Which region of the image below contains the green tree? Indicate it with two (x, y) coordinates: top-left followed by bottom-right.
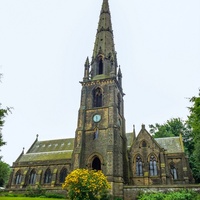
(149, 118), (193, 157)
(187, 90), (200, 182)
(0, 105), (11, 153)
(0, 75), (12, 187)
(0, 74), (12, 153)
(0, 161), (10, 187)
(149, 118), (190, 138)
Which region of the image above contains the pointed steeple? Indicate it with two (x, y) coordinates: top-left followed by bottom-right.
(91, 0), (118, 79)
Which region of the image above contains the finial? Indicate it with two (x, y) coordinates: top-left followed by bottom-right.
(83, 57), (90, 81)
(85, 57), (90, 67)
(142, 124), (145, 130)
(133, 124), (136, 140)
(22, 147), (25, 154)
(118, 66), (122, 76)
(36, 134), (39, 140)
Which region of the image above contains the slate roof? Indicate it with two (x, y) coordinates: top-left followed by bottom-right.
(17, 138), (74, 162)
(16, 133), (184, 164)
(155, 136), (184, 153)
(126, 129), (185, 154)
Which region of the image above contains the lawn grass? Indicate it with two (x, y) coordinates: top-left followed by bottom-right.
(0, 198), (66, 200)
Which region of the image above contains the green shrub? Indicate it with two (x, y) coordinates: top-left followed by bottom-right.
(138, 192), (164, 200)
(137, 190), (198, 200)
(25, 184), (46, 197)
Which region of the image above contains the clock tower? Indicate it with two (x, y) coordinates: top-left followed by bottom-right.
(72, 0), (128, 196)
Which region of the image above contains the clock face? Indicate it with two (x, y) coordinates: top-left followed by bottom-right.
(93, 114), (101, 123)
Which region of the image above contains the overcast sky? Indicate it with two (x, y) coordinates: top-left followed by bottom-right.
(1, 0), (200, 165)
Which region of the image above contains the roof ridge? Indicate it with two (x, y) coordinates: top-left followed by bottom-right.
(37, 138), (74, 143)
(26, 150), (73, 155)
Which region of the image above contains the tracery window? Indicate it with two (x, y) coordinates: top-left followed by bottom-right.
(15, 170), (22, 185)
(93, 87), (103, 107)
(44, 168), (52, 184)
(149, 155), (158, 176)
(59, 167), (67, 183)
(136, 156), (143, 176)
(29, 169), (36, 184)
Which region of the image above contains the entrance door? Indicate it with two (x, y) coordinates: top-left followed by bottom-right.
(92, 157), (101, 170)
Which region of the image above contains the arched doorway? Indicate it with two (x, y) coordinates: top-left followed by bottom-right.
(92, 157), (101, 170)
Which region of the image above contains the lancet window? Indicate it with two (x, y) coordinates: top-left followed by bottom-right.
(59, 167), (67, 183)
(170, 163), (178, 180)
(98, 58), (103, 74)
(149, 155), (158, 176)
(93, 87), (103, 107)
(44, 168), (52, 184)
(136, 156), (143, 176)
(29, 169), (36, 184)
(15, 170), (22, 185)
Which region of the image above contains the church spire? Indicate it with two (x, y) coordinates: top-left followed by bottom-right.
(91, 0), (118, 79)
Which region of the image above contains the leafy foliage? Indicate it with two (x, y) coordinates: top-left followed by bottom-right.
(149, 118), (194, 159)
(138, 190), (198, 200)
(0, 105), (12, 155)
(149, 118), (190, 139)
(149, 90), (200, 183)
(62, 169), (111, 200)
(0, 106), (9, 148)
(0, 161), (10, 187)
(25, 185), (46, 197)
(187, 90), (200, 182)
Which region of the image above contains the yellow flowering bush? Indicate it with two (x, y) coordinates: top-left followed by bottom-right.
(62, 169), (111, 200)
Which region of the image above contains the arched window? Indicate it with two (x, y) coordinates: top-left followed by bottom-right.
(149, 155), (157, 176)
(93, 87), (103, 107)
(98, 58), (103, 74)
(29, 169), (36, 185)
(15, 170), (22, 185)
(59, 168), (67, 183)
(44, 168), (52, 184)
(92, 157), (101, 170)
(142, 140), (147, 147)
(136, 156), (143, 176)
(170, 163), (178, 180)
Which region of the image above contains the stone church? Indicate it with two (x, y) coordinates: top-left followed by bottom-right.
(8, 0), (193, 197)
